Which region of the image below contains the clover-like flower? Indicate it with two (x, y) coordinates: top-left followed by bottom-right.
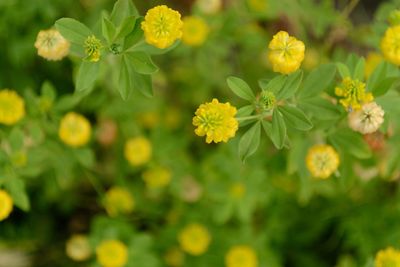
(96, 240), (128, 267)
(335, 77), (373, 111)
(375, 247), (400, 267)
(34, 29), (70, 61)
(0, 190), (13, 221)
(225, 245), (258, 267)
(306, 144), (340, 179)
(381, 25), (400, 65)
(182, 16), (209, 46)
(0, 89), (25, 125)
(58, 112), (91, 147)
(348, 102), (384, 134)
(178, 223), (211, 256)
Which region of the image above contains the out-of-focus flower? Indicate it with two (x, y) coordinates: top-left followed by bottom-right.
(178, 223), (211, 256)
(0, 190), (13, 221)
(375, 247), (400, 267)
(104, 187), (134, 217)
(229, 182), (246, 199)
(247, 0), (268, 12)
(389, 9), (400, 26)
(180, 176), (203, 203)
(164, 247), (185, 267)
(96, 118), (118, 146)
(66, 235), (92, 261)
(34, 29), (70, 61)
(306, 144), (340, 179)
(59, 112), (91, 147)
(84, 35), (102, 62)
(348, 102), (384, 134)
(141, 5), (183, 49)
(138, 111), (160, 129)
(381, 25), (400, 65)
(365, 52), (383, 78)
(335, 78), (373, 111)
(364, 132), (386, 151)
(124, 137), (152, 166)
(0, 249), (31, 267)
(182, 16), (209, 46)
(268, 31), (305, 74)
(142, 166), (172, 189)
(195, 0), (222, 14)
(193, 99), (238, 144)
(96, 240), (128, 267)
(225, 245), (258, 267)
(0, 89), (25, 125)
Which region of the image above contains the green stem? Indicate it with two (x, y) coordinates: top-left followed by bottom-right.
(341, 0), (360, 19)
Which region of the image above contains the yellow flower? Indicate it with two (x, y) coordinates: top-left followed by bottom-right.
(195, 0), (222, 14)
(375, 247), (400, 267)
(142, 166), (172, 189)
(306, 144), (340, 179)
(225, 245), (258, 267)
(0, 190), (13, 221)
(193, 98), (238, 144)
(365, 52), (383, 78)
(335, 77), (373, 111)
(59, 112), (91, 147)
(178, 223), (211, 256)
(141, 5), (183, 49)
(66, 235), (92, 261)
(34, 29), (70, 61)
(230, 182), (246, 199)
(164, 247), (185, 267)
(268, 31), (305, 74)
(96, 240), (128, 267)
(124, 137), (152, 166)
(104, 187), (135, 217)
(182, 16), (209, 46)
(381, 25), (400, 65)
(84, 35), (103, 62)
(247, 0), (268, 12)
(0, 89), (25, 125)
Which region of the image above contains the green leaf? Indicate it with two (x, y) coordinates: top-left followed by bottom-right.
(115, 16), (137, 41)
(270, 110), (287, 149)
(73, 148), (95, 168)
(346, 53), (359, 73)
(125, 51), (158, 74)
(226, 76), (255, 101)
(55, 18), (92, 44)
(76, 61), (99, 92)
(328, 129), (371, 159)
(133, 72), (153, 98)
(353, 57), (365, 80)
(238, 122), (261, 162)
(336, 62), (350, 79)
(9, 127), (24, 151)
(41, 81), (56, 101)
(299, 97), (342, 119)
(110, 0), (139, 26)
(371, 77), (398, 97)
(5, 177), (30, 211)
(299, 64), (336, 99)
(277, 70), (303, 99)
(129, 40), (180, 55)
(123, 18), (143, 50)
(101, 14), (116, 44)
(278, 105), (313, 131)
(367, 62), (386, 92)
(259, 75), (286, 94)
(119, 55), (133, 100)
(237, 105), (254, 117)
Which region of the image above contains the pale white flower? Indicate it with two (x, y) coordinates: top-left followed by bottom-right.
(348, 102), (384, 134)
(195, 0), (222, 14)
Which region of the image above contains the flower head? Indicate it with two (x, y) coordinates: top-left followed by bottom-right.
(182, 16), (209, 46)
(306, 144), (340, 179)
(34, 29), (70, 61)
(268, 31), (305, 74)
(335, 77), (373, 111)
(84, 35), (103, 62)
(195, 0), (222, 14)
(164, 247), (185, 267)
(142, 166), (172, 189)
(225, 245), (258, 267)
(141, 5), (183, 49)
(104, 187), (135, 217)
(193, 98), (238, 144)
(348, 102), (384, 134)
(0, 89), (25, 125)
(375, 247), (400, 267)
(96, 240), (128, 267)
(381, 25), (400, 65)
(260, 90), (276, 110)
(124, 137), (152, 166)
(59, 112), (91, 147)
(0, 190), (13, 221)
(178, 223), (211, 256)
(66, 235), (92, 262)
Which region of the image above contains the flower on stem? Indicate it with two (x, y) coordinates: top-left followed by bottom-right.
(0, 89), (25, 125)
(381, 25), (400, 65)
(306, 144), (340, 179)
(348, 102), (384, 134)
(335, 77), (373, 111)
(34, 29), (70, 61)
(84, 35), (103, 62)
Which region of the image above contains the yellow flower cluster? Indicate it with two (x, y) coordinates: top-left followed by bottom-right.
(268, 31), (305, 74)
(124, 136), (152, 166)
(225, 245), (258, 267)
(0, 190), (13, 221)
(96, 240), (128, 267)
(306, 144), (340, 179)
(193, 98), (238, 144)
(381, 25), (400, 65)
(59, 112), (91, 147)
(34, 29), (70, 61)
(335, 77), (373, 111)
(182, 16), (209, 46)
(84, 35), (103, 62)
(375, 247), (400, 267)
(104, 187), (135, 217)
(178, 223), (211, 255)
(142, 166), (172, 189)
(65, 235), (92, 261)
(141, 5), (183, 49)
(0, 89), (25, 125)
